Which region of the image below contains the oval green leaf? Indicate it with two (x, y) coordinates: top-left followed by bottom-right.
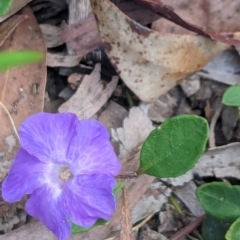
(202, 215), (230, 240)
(0, 0), (12, 16)
(222, 85), (240, 107)
(196, 182), (240, 223)
(0, 51), (44, 72)
(139, 114), (209, 177)
(226, 217), (240, 240)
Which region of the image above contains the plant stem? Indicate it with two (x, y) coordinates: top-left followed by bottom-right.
(169, 195), (182, 214)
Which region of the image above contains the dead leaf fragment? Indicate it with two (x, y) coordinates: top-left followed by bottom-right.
(0, 0), (32, 22)
(91, 0), (228, 102)
(111, 106), (154, 159)
(99, 101), (128, 129)
(47, 52), (81, 67)
(0, 15), (26, 48)
(153, 0), (240, 35)
(120, 187), (135, 240)
(40, 24), (63, 48)
(59, 64), (118, 119)
(62, 13), (101, 56)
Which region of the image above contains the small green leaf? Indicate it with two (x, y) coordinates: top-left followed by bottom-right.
(202, 215), (230, 240)
(226, 217), (240, 240)
(139, 114), (209, 177)
(196, 182), (240, 223)
(0, 0), (12, 16)
(222, 85), (240, 107)
(0, 51), (44, 72)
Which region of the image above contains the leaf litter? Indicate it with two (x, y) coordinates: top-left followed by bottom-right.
(2, 0), (240, 239)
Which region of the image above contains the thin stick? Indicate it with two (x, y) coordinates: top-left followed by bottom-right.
(209, 105), (223, 148)
(170, 215), (205, 240)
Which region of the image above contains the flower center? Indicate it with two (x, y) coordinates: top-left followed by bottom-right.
(60, 167), (73, 181)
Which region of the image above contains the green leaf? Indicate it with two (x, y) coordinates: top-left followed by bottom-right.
(196, 182), (240, 223)
(202, 215), (230, 240)
(222, 85), (240, 107)
(226, 217), (240, 240)
(138, 114), (209, 177)
(71, 180), (124, 234)
(0, 51), (44, 72)
(0, 0), (12, 16)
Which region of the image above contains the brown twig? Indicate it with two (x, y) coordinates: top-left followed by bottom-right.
(170, 215), (205, 240)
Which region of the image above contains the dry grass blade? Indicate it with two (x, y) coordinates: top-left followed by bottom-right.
(120, 187), (135, 240)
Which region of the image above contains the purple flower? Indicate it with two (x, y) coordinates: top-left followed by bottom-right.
(1, 113), (121, 240)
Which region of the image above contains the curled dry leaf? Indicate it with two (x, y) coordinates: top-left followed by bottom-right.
(59, 64), (118, 119)
(91, 0), (228, 102)
(0, 0), (32, 22)
(120, 187), (135, 240)
(0, 6), (46, 230)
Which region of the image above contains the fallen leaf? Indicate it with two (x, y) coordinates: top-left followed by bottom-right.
(90, 0), (228, 102)
(0, 7), (46, 181)
(40, 24), (63, 48)
(120, 187), (135, 240)
(0, 6), (46, 231)
(99, 100), (128, 129)
(198, 49), (240, 85)
(59, 64), (118, 119)
(47, 52), (81, 67)
(111, 106), (154, 159)
(61, 14), (101, 56)
(152, 0), (240, 35)
(0, 14), (26, 47)
(0, 0), (32, 22)
(136, 0), (240, 46)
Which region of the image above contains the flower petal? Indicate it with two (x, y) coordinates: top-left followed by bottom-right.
(2, 148), (51, 203)
(68, 119), (121, 176)
(19, 112), (79, 164)
(64, 174), (116, 227)
(25, 186), (70, 240)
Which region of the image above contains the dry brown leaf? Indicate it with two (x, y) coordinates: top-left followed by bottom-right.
(61, 14), (101, 57)
(99, 101), (128, 129)
(47, 52), (81, 67)
(0, 7), (46, 182)
(0, 15), (26, 47)
(152, 0), (240, 35)
(59, 64), (118, 119)
(0, 0), (32, 22)
(0, 6), (46, 231)
(91, 0), (228, 102)
(120, 187), (135, 240)
(40, 24), (63, 48)
(111, 107), (154, 159)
